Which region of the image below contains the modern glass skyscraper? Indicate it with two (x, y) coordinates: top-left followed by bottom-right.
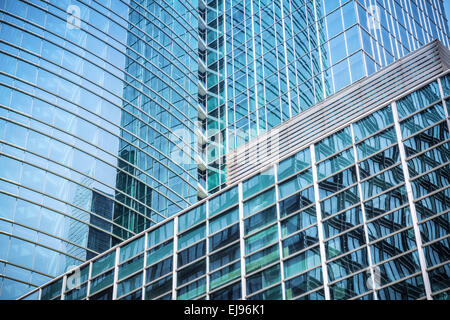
(0, 0), (200, 299)
(19, 39), (450, 300)
(0, 0), (449, 300)
(201, 0), (450, 192)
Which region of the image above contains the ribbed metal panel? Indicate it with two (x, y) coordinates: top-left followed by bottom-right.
(226, 40), (450, 185)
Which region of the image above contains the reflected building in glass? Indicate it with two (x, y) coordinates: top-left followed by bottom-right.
(201, 0), (450, 192)
(0, 0), (449, 301)
(0, 0), (200, 299)
(19, 40), (450, 300)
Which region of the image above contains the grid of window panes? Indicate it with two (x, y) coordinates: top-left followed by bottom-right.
(398, 75), (450, 300)
(0, 0), (200, 299)
(221, 0), (370, 154)
(22, 73), (449, 300)
(356, 0), (450, 73)
(200, 0), (228, 194)
(203, 0), (449, 193)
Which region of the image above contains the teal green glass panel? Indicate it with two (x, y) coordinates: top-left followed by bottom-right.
(144, 275), (172, 300)
(246, 244), (280, 274)
(65, 283), (87, 300)
(376, 274), (425, 299)
(327, 248), (368, 282)
(243, 188), (276, 217)
(148, 220), (174, 248)
(117, 272), (142, 298)
(415, 188), (449, 221)
(279, 188), (315, 217)
(441, 74), (450, 96)
(353, 105), (394, 141)
(247, 284), (282, 300)
(433, 290), (450, 300)
(120, 236), (145, 263)
(118, 253), (144, 280)
(278, 148), (311, 181)
(428, 265), (450, 293)
(278, 169), (313, 199)
(76, 265), (90, 284)
(209, 261), (241, 290)
(178, 203), (206, 232)
(246, 264), (281, 295)
(447, 98), (450, 116)
(295, 289), (326, 300)
(376, 251), (420, 285)
(177, 277), (206, 300)
(242, 166), (275, 199)
(400, 103), (445, 138)
(285, 266), (323, 299)
(147, 240), (173, 266)
(326, 226), (366, 260)
(407, 141), (450, 178)
(360, 165), (404, 200)
(209, 206), (239, 234)
(284, 247), (321, 279)
(396, 81), (440, 119)
(178, 224), (206, 250)
(245, 225), (278, 255)
(209, 243), (240, 272)
(91, 251), (115, 277)
(282, 226), (319, 257)
(281, 206), (317, 237)
(356, 127), (397, 160)
(315, 127), (352, 162)
(244, 205), (277, 235)
(209, 186), (238, 216)
(329, 271), (369, 299)
(317, 149), (354, 180)
(370, 228), (417, 264)
(40, 278), (63, 300)
(90, 269), (114, 295)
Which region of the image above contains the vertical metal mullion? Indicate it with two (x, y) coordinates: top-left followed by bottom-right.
(312, 0), (327, 100)
(286, 0), (300, 108)
(354, 1), (369, 78)
(273, 164), (286, 299)
(205, 199), (210, 299)
(249, 0), (260, 133)
(392, 100), (433, 300)
(310, 144), (330, 300)
(278, 0), (293, 118)
(220, 0), (230, 151)
(238, 182), (247, 299)
(437, 77), (450, 132)
(350, 122), (378, 300)
(172, 216), (179, 300)
(61, 275), (66, 301)
(243, 0), (251, 135)
(253, 1), (268, 130)
(86, 262), (92, 300)
(112, 247), (120, 300)
(142, 231), (148, 300)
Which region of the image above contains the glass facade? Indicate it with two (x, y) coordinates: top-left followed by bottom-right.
(21, 73), (449, 300)
(0, 0), (199, 299)
(201, 0), (450, 192)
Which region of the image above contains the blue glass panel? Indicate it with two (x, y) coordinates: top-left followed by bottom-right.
(178, 203), (206, 232)
(396, 81), (440, 119)
(246, 264), (281, 295)
(243, 188), (276, 217)
(277, 148), (311, 181)
(148, 221), (174, 248)
(209, 186), (238, 216)
(242, 167), (275, 199)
